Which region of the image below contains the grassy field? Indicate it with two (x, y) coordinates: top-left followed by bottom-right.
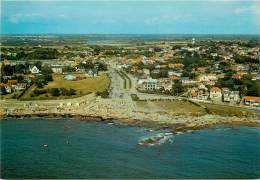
(136, 100), (259, 117)
(20, 74), (110, 100)
(137, 100), (207, 116)
(199, 102), (259, 117)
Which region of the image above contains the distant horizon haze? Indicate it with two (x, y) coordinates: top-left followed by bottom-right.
(1, 0), (260, 34)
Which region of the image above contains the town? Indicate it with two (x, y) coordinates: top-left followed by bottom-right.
(1, 35), (259, 109)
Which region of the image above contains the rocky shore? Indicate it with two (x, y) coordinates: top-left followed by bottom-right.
(1, 108), (260, 133)
(1, 94), (260, 132)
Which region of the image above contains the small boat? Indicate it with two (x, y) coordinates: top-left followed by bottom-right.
(43, 144), (48, 147)
(138, 133), (173, 146)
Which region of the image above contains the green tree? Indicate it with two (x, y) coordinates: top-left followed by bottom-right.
(171, 80), (184, 96)
(34, 61), (42, 70)
(50, 88), (60, 96)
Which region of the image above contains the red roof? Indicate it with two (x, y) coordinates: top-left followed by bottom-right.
(0, 83), (7, 87)
(232, 73), (242, 79)
(210, 87), (221, 92)
(168, 63), (184, 68)
(169, 75), (180, 80)
(8, 80), (18, 84)
(243, 96), (260, 102)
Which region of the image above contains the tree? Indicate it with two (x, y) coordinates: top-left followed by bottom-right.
(0, 86), (7, 95)
(60, 88), (76, 96)
(43, 74), (53, 82)
(34, 61), (42, 70)
(96, 90), (109, 98)
(15, 64), (26, 74)
(41, 66), (53, 74)
(50, 88), (60, 96)
(35, 79), (45, 88)
(171, 80), (184, 96)
(2, 64), (14, 76)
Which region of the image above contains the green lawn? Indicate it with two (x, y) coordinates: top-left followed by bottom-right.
(20, 74), (110, 100)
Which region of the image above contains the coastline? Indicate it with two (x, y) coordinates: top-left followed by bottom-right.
(1, 110), (260, 133)
(1, 93), (260, 133)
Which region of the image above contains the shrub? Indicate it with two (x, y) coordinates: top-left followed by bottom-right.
(33, 89), (47, 96)
(60, 88), (76, 96)
(50, 88), (60, 96)
(131, 94), (139, 101)
(96, 90), (109, 98)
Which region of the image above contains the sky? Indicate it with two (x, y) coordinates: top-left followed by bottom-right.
(1, 0), (260, 34)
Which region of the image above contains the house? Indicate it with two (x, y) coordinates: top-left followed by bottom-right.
(51, 64), (63, 74)
(222, 88), (240, 104)
(169, 75), (180, 81)
(88, 68), (98, 77)
(2, 59), (11, 65)
(0, 83), (11, 93)
(143, 69), (150, 76)
(156, 78), (172, 91)
(15, 83), (28, 91)
(181, 77), (198, 84)
(7, 79), (18, 84)
(29, 66), (40, 74)
(232, 73), (242, 79)
(138, 78), (157, 91)
(168, 71), (182, 77)
(155, 64), (167, 69)
(198, 74), (218, 82)
(242, 96), (260, 107)
(189, 86), (209, 101)
(168, 63), (184, 69)
(209, 87), (222, 101)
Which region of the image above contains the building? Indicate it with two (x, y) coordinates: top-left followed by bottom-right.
(169, 75), (180, 81)
(209, 87), (222, 101)
(138, 79), (157, 91)
(51, 64), (63, 74)
(189, 85), (209, 101)
(168, 63), (184, 69)
(0, 83), (11, 93)
(198, 74), (218, 82)
(29, 66), (40, 74)
(168, 71), (182, 77)
(88, 68), (98, 77)
(242, 96), (260, 107)
(222, 88), (240, 104)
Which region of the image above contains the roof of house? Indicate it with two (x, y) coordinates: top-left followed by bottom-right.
(168, 63), (184, 68)
(8, 80), (18, 84)
(0, 83), (7, 87)
(232, 73), (242, 79)
(243, 96), (260, 102)
(159, 65), (168, 69)
(210, 87), (221, 92)
(169, 75), (180, 80)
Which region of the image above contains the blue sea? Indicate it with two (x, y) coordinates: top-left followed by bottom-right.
(1, 118), (260, 179)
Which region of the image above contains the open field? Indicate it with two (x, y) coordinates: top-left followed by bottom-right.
(136, 100), (260, 117)
(136, 100), (207, 116)
(20, 74), (110, 100)
(199, 102), (260, 117)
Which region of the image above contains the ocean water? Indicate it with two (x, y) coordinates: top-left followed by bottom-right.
(1, 118), (260, 179)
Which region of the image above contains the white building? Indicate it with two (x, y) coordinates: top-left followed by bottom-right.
(198, 74), (218, 82)
(29, 66), (40, 74)
(209, 87), (222, 101)
(222, 88), (240, 104)
(51, 64), (63, 74)
(138, 78), (157, 91)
